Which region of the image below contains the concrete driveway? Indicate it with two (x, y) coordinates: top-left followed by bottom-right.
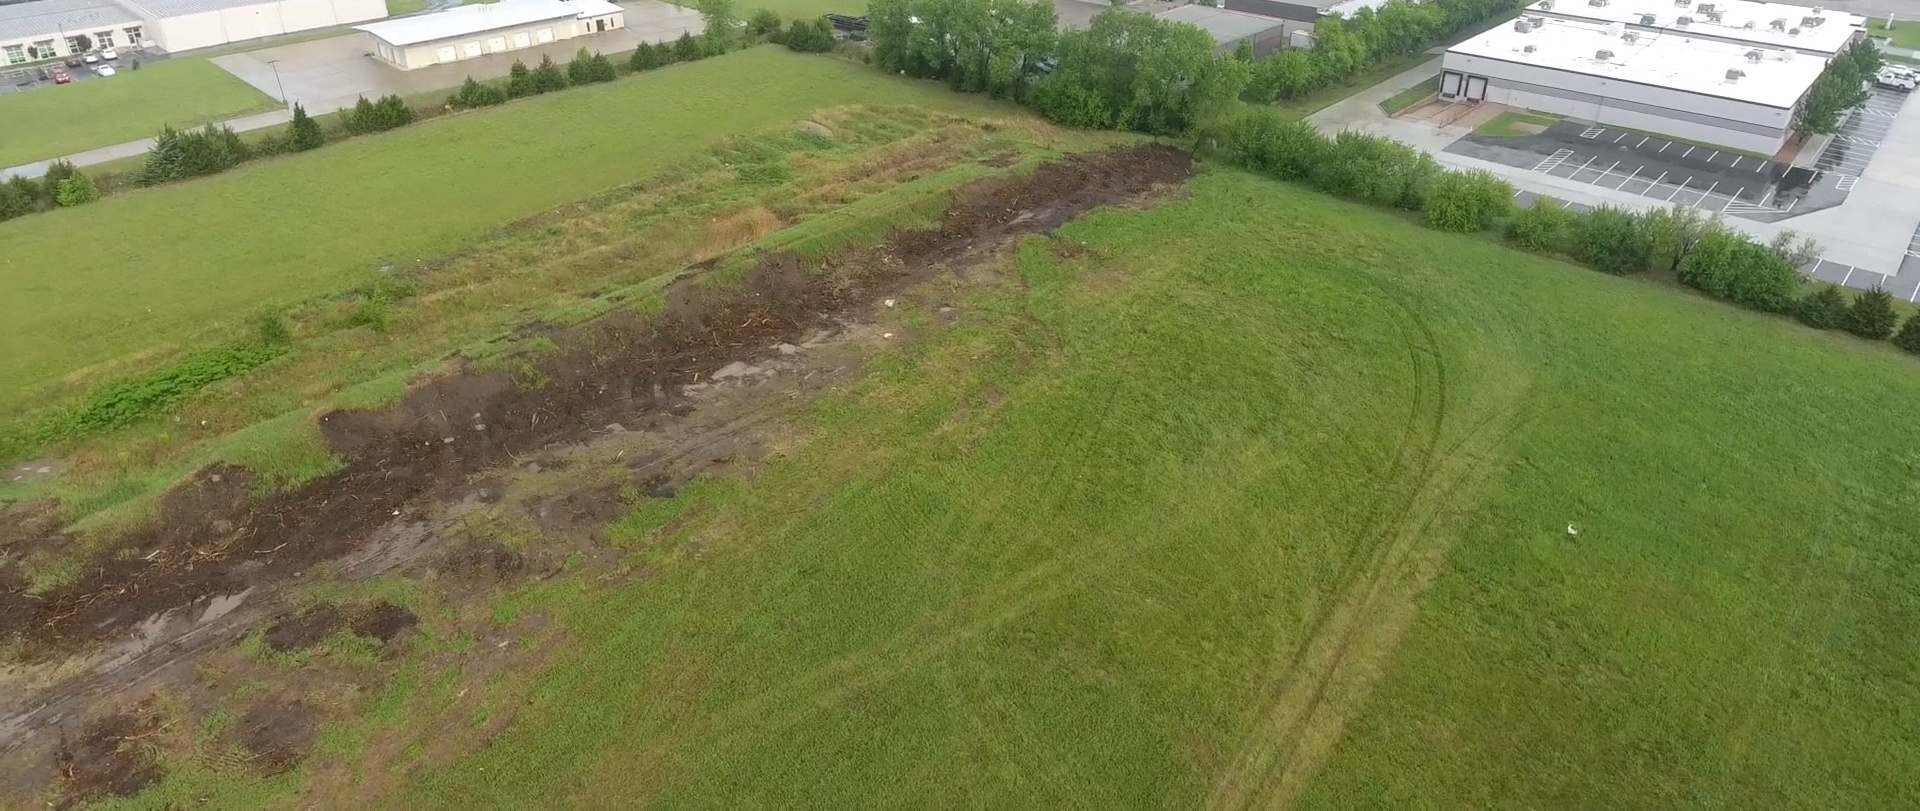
(211, 0), (702, 114)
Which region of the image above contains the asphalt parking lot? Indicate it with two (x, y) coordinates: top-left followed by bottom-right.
(0, 50), (164, 96)
(1449, 88), (1912, 223)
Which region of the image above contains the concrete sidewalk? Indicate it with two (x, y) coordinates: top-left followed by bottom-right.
(1, 109), (292, 181)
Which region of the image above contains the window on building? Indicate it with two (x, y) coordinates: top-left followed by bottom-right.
(125, 26), (143, 46)
(33, 40), (56, 59)
(95, 30), (115, 49)
(65, 36), (86, 54)
(3, 44), (24, 65)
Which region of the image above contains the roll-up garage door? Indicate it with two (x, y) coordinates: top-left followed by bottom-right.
(535, 28), (553, 43)
(463, 41), (481, 58)
(1440, 71), (1462, 98)
(513, 32), (531, 48)
(436, 45), (457, 63)
(1464, 75), (1488, 101)
(488, 36), (506, 52)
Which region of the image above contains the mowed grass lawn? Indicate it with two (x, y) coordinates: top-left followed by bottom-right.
(0, 47), (1015, 417)
(0, 59), (278, 168)
(390, 171), (1920, 806)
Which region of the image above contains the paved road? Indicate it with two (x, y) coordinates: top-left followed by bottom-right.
(1, 108), (291, 181)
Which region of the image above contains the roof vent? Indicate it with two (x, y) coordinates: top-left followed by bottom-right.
(1703, 10), (1723, 22)
(1539, 0), (1553, 8)
(1811, 5), (1823, 13)
(1770, 17), (1787, 30)
(1673, 0), (1690, 6)
(1801, 15), (1824, 27)
(1586, 0), (1607, 7)
(1725, 68), (1745, 81)
(1789, 26), (1801, 35)
(1595, 48), (1615, 60)
(1696, 3), (1714, 12)
(1638, 13), (1656, 24)
(1514, 19), (1531, 32)
(1741, 20), (1755, 29)
(1530, 16), (1546, 29)
(1745, 48), (1763, 61)
(1524, 43), (1539, 52)
(1623, 30), (1639, 43)
(1676, 15), (1693, 25)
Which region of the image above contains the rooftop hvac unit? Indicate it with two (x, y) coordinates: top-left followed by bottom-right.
(1725, 68), (1745, 81)
(1623, 30), (1640, 43)
(1789, 26), (1801, 35)
(1673, 0), (1690, 6)
(1514, 19), (1531, 32)
(1530, 16), (1546, 29)
(1524, 43), (1538, 52)
(1595, 48), (1615, 60)
(1703, 11), (1723, 22)
(1801, 15), (1824, 27)
(1770, 18), (1787, 30)
(1587, 0), (1607, 7)
(1539, 0), (1553, 8)
(1746, 49), (1763, 61)
(1811, 5), (1823, 13)
(1638, 13), (1656, 24)
(1742, 20), (1755, 29)
(1696, 3), (1714, 13)
(1677, 15), (1693, 25)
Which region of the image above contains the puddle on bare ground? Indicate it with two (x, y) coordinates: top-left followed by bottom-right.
(0, 143), (1196, 801)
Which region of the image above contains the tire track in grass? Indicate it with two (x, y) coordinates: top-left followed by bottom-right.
(1209, 286), (1533, 811)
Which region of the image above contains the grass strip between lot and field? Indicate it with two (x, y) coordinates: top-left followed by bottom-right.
(1377, 74), (1438, 116)
(0, 58), (281, 169)
(0, 48), (1023, 428)
(1870, 17), (1920, 51)
(1472, 110), (1559, 137)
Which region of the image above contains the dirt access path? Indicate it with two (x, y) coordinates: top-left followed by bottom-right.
(0, 144), (1195, 803)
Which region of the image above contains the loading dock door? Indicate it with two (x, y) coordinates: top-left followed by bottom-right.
(513, 32), (531, 48)
(462, 41), (481, 58)
(1464, 75), (1488, 101)
(436, 45), (457, 63)
(1440, 71), (1463, 99)
(535, 27), (554, 43)
(488, 36), (506, 52)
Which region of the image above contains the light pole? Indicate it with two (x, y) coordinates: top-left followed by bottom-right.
(266, 58), (287, 108)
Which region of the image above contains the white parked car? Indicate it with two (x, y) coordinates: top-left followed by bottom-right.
(100, 47), (118, 60)
(82, 51), (98, 63)
(1875, 66), (1916, 92)
(95, 64), (116, 77)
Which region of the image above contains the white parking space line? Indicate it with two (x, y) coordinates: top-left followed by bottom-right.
(1706, 150), (1720, 163)
(1578, 155), (1598, 171)
(1636, 136), (1649, 148)
(1682, 145), (1695, 158)
(1659, 141), (1671, 153)
(1842, 266), (1855, 287)
(1616, 165), (1641, 189)
(1728, 156), (1741, 170)
(1614, 132), (1628, 143)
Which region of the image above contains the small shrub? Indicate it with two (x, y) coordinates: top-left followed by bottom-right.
(567, 47), (597, 85)
(40, 344), (287, 441)
(1211, 107), (1328, 182)
(785, 18), (836, 53)
(590, 51), (617, 82)
(674, 31), (704, 62)
(134, 124), (252, 186)
(54, 171), (99, 207)
(448, 76), (507, 109)
(630, 42), (670, 71)
(39, 160), (76, 205)
(1844, 288), (1898, 340)
(376, 94), (415, 128)
(288, 103), (324, 151)
(1677, 227), (1798, 313)
(1795, 285), (1848, 330)
(1640, 204), (1715, 272)
(532, 54), (569, 93)
(1893, 314), (1920, 354)
(345, 94), (415, 133)
(1572, 206), (1650, 275)
(506, 59), (537, 98)
(1422, 169), (1512, 233)
(747, 7), (783, 38)
(1504, 200), (1578, 253)
(345, 276), (418, 333)
(1313, 131), (1437, 210)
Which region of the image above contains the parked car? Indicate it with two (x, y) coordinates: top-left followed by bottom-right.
(94, 64), (116, 77)
(1874, 66), (1916, 92)
(82, 51), (98, 64)
(100, 47), (117, 60)
(65, 56), (84, 68)
(50, 69), (71, 84)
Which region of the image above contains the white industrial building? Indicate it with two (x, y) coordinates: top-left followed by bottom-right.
(1443, 14), (1841, 154)
(1156, 5), (1288, 57)
(355, 0), (624, 70)
(1524, 0), (1866, 57)
(0, 0), (384, 62)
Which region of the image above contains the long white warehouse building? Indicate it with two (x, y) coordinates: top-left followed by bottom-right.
(1442, 13), (1842, 155)
(0, 0), (384, 61)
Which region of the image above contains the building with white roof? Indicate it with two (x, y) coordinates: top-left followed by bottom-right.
(0, 0), (382, 61)
(1156, 5), (1287, 56)
(1442, 15), (1839, 154)
(1525, 0), (1865, 57)
(355, 0), (624, 70)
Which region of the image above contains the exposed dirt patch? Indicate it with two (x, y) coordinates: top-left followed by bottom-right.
(0, 145), (1195, 795)
(445, 540), (525, 582)
(237, 699), (318, 776)
(349, 602), (418, 643)
(261, 603), (347, 653)
(54, 708), (161, 807)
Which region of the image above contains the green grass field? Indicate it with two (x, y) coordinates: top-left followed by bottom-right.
(1870, 18), (1920, 50)
(328, 170), (1917, 806)
(0, 48), (1017, 424)
(0, 59), (279, 168)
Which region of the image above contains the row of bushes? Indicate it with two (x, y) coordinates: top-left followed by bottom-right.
(0, 161), (100, 221)
(1206, 108), (1920, 354)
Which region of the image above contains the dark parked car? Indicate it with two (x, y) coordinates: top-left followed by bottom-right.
(65, 56), (84, 68)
